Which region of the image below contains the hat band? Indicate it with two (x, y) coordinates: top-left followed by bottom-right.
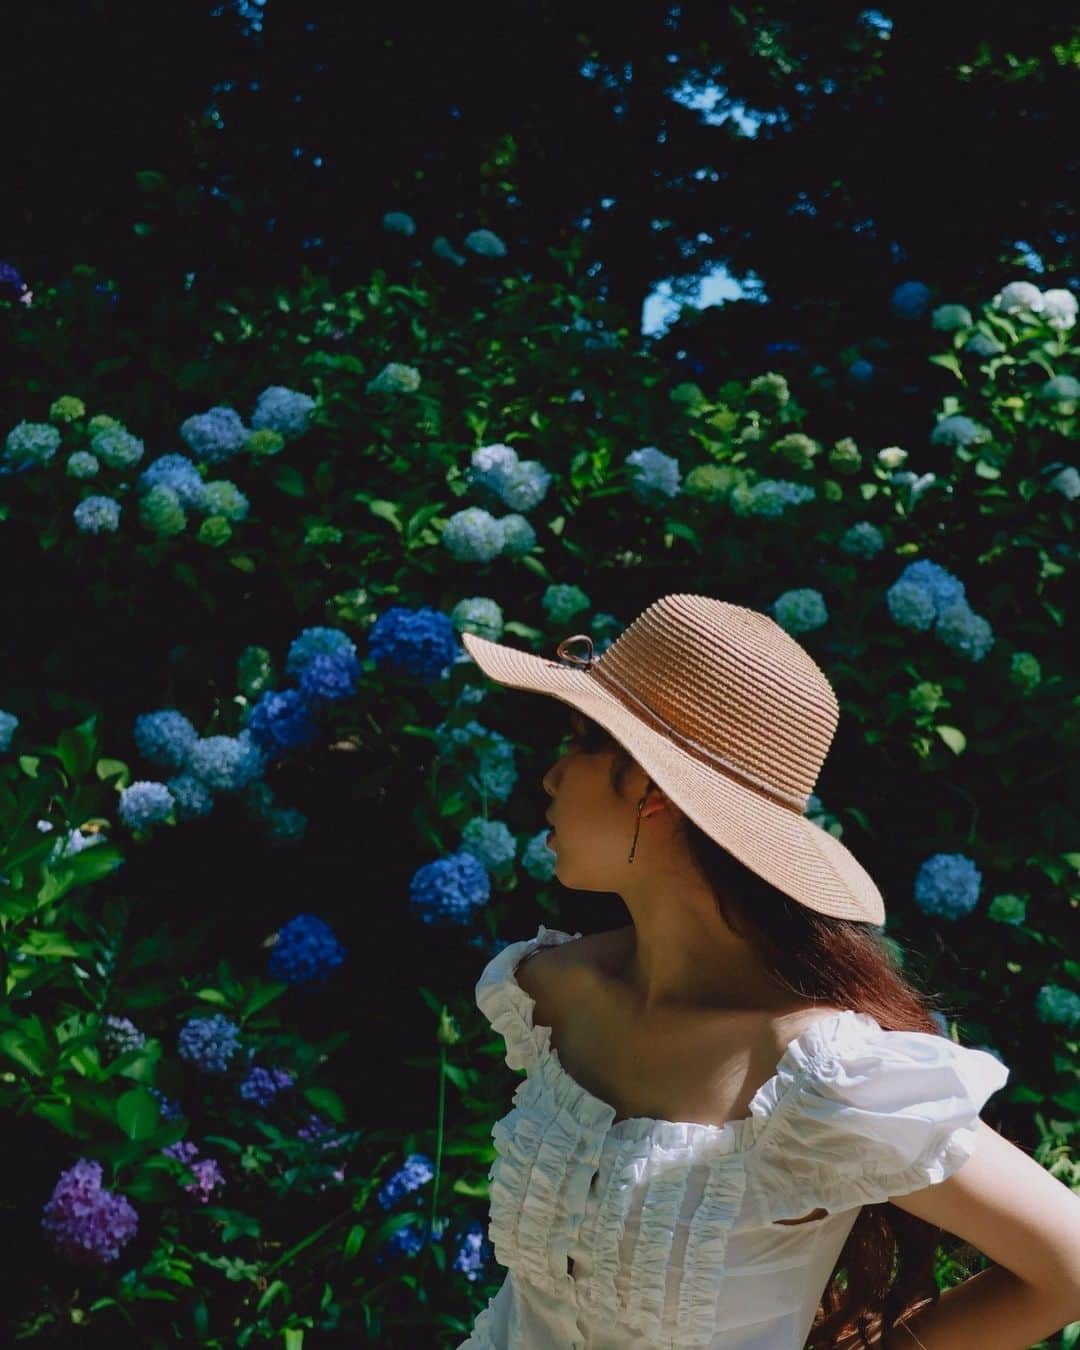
(586, 659), (810, 815)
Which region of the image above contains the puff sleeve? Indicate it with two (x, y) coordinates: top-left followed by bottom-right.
(745, 1010), (1010, 1222)
(474, 925), (581, 1073)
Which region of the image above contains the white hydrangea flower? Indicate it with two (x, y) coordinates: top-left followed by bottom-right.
(993, 281), (1043, 318)
(366, 363), (421, 395)
(1048, 466), (1079, 500)
(876, 446), (908, 470)
(625, 445), (681, 506)
(442, 507), (505, 562)
(1040, 288), (1078, 332)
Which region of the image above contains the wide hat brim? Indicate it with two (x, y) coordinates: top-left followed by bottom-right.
(460, 630), (886, 926)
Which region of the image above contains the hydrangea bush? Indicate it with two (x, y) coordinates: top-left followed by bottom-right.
(2, 250), (1076, 1341)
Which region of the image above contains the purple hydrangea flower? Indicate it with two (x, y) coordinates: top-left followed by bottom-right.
(161, 1141), (226, 1204)
(238, 1065), (295, 1107)
(298, 650), (361, 703)
(367, 606), (461, 682)
(41, 1159), (139, 1266)
(409, 851), (491, 928)
(102, 1016), (146, 1057)
(246, 688), (320, 757)
(297, 1112), (347, 1149)
(377, 1153), (436, 1210)
(177, 1013), (242, 1073)
(268, 914), (347, 985)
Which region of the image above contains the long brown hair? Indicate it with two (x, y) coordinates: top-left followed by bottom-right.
(565, 707), (957, 1349)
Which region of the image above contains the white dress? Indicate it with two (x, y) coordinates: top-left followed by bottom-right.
(457, 924), (1010, 1350)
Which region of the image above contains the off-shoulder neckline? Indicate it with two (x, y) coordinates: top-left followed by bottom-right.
(499, 924), (868, 1145)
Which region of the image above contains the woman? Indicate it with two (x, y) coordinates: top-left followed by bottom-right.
(455, 595), (1080, 1349)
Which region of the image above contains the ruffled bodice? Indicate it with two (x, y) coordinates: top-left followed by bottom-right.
(459, 925), (1009, 1349)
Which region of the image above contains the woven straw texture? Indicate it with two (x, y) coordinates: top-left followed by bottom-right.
(461, 594), (885, 925)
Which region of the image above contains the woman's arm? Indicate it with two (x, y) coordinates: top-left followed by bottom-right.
(880, 1119), (1080, 1349)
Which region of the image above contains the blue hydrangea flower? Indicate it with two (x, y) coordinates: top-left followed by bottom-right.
(889, 560), (967, 623)
(442, 506), (505, 562)
(913, 853), (982, 920)
(499, 514), (537, 557)
(285, 626), (358, 678)
(433, 235), (467, 266)
(187, 732), (266, 791)
(238, 1065), (295, 1107)
(166, 773), (215, 820)
(367, 606), (460, 682)
(993, 281), (1043, 318)
(251, 385), (317, 439)
(450, 597), (504, 640)
(1048, 466), (1079, 499)
(101, 1016), (147, 1057)
(134, 709), (198, 770)
(460, 818), (517, 872)
(1034, 984), (1080, 1030)
(592, 612), (625, 654)
(377, 1223), (429, 1263)
(202, 480), (250, 521)
(885, 579), (937, 630)
(935, 602), (995, 662)
(891, 281), (931, 319)
(931, 304), (973, 332)
(4, 421), (61, 468)
(468, 443), (519, 499)
(366, 362), (421, 394)
(138, 454), (207, 509)
(848, 358), (874, 384)
(177, 1013), (242, 1073)
(149, 1086), (184, 1121)
(1040, 374), (1080, 404)
(117, 781), (175, 830)
(964, 331), (1005, 358)
(498, 460), (552, 513)
(0, 260), (27, 295)
(771, 588), (828, 635)
(1041, 288), (1078, 332)
(382, 211), (417, 236)
(377, 1153), (435, 1210)
(409, 851), (491, 927)
(474, 733), (517, 802)
(838, 522), (885, 559)
(451, 1219), (493, 1282)
(180, 406), (249, 464)
(41, 1159), (139, 1267)
(74, 495), (121, 534)
(929, 415), (992, 449)
(90, 426), (145, 469)
(0, 710), (18, 752)
(464, 228), (507, 257)
(542, 584), (590, 626)
(298, 651), (361, 703)
(247, 689), (320, 757)
(66, 451), (100, 479)
(625, 446), (682, 506)
(161, 1142), (225, 1204)
(728, 479), (816, 519)
(268, 913), (347, 985)
(521, 828), (557, 881)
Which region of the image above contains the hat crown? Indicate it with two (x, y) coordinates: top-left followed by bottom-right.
(589, 595), (839, 811)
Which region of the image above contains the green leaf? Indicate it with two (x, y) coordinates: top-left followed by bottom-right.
(974, 459), (1001, 479)
(284, 1331), (305, 1350)
(257, 1279), (289, 1312)
(194, 988), (231, 1007)
(230, 554), (256, 573)
(367, 499), (403, 533)
(0, 1022), (53, 1075)
(95, 757), (131, 785)
(273, 465), (306, 498)
(18, 930), (85, 959)
(303, 1086), (346, 1124)
(117, 1086), (161, 1140)
(343, 1224), (366, 1260)
(242, 982), (289, 1019)
(934, 725), (967, 755)
(928, 351), (963, 380)
(19, 756), (41, 779)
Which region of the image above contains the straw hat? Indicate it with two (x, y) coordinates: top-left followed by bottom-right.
(460, 593), (885, 925)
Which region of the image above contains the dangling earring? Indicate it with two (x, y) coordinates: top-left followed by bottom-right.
(628, 796), (646, 863)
